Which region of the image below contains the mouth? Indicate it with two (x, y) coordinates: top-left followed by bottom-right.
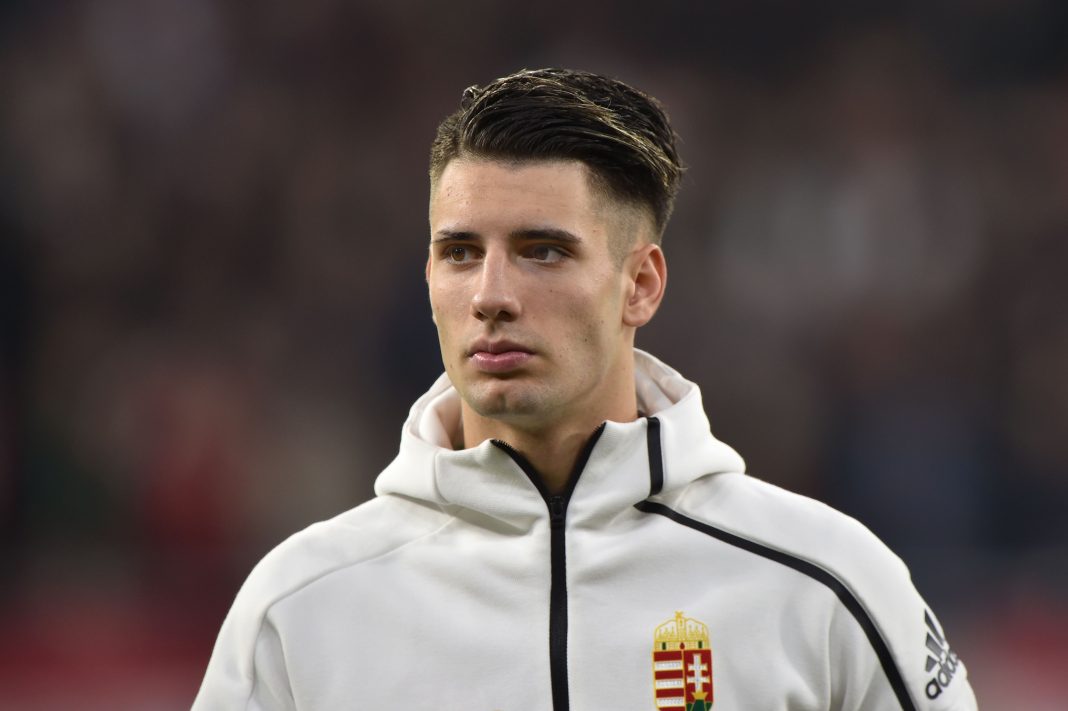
(467, 339), (534, 373)
(468, 339), (533, 356)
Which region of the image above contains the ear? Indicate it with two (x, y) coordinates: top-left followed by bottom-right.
(622, 243), (667, 327)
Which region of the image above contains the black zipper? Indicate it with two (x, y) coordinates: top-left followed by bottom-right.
(491, 424), (606, 711)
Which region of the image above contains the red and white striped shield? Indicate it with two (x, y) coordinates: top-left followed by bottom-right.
(652, 612), (713, 710)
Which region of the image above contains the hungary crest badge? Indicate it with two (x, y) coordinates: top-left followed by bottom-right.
(652, 611), (713, 710)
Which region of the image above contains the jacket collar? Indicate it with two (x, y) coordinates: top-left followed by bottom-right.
(374, 350), (745, 529)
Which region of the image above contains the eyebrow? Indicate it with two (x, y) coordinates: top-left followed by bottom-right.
(431, 227), (582, 244)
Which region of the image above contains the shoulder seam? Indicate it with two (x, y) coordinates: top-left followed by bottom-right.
(239, 512), (458, 689)
(267, 513), (458, 615)
(634, 499), (919, 711)
(243, 617), (296, 710)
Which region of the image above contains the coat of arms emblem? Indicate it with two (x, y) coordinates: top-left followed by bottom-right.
(652, 611), (713, 710)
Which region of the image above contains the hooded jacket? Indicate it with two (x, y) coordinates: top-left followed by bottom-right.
(193, 350), (977, 711)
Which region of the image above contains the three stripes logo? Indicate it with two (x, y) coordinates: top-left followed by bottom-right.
(923, 610), (961, 700)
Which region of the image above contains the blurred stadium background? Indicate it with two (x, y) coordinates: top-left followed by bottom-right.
(1, 1), (1066, 708)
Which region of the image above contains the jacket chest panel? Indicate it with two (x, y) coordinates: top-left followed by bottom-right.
(565, 592), (833, 711)
(564, 524), (837, 711)
(276, 533), (555, 707)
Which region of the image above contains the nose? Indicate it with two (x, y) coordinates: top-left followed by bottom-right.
(471, 249), (520, 322)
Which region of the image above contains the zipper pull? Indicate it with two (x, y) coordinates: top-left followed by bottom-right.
(549, 496), (566, 528)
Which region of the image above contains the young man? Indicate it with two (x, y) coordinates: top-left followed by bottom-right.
(194, 69), (977, 710)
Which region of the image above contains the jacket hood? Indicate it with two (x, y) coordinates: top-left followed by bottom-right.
(374, 349), (746, 528)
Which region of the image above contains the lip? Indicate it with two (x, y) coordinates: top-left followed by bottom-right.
(468, 339), (534, 373)
(468, 339), (533, 356)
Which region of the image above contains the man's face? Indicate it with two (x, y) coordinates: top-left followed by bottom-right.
(427, 158), (643, 430)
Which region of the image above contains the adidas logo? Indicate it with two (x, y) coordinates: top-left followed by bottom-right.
(923, 610), (961, 700)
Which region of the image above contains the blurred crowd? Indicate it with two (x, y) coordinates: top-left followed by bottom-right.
(1, 1), (1066, 708)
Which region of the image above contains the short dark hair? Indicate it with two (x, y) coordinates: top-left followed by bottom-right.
(429, 68), (683, 241)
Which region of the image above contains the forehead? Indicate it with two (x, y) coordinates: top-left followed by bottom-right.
(428, 158), (660, 258)
(430, 158), (605, 226)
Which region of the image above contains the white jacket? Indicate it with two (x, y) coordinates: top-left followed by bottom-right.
(194, 350), (977, 710)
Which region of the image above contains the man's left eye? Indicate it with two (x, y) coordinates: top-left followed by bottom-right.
(528, 245), (565, 263)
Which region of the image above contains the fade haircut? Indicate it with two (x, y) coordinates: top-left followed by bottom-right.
(429, 68), (683, 242)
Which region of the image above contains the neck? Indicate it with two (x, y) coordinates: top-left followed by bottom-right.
(459, 362), (639, 494)
(467, 419), (612, 494)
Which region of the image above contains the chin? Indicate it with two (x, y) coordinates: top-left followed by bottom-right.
(465, 382), (546, 421)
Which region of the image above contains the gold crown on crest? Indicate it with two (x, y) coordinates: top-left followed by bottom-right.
(653, 611), (710, 651)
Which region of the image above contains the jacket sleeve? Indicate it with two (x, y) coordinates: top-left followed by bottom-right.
(191, 591), (297, 710)
(828, 590), (978, 711)
(821, 527), (979, 711)
(670, 473), (979, 710)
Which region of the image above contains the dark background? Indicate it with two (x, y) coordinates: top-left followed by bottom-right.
(2, 1), (1066, 708)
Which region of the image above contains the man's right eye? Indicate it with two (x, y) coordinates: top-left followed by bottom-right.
(445, 245), (470, 262)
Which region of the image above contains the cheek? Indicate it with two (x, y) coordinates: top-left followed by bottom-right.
(429, 283), (459, 319)
(588, 278), (624, 321)
(564, 289), (618, 346)
(428, 294), (456, 349)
